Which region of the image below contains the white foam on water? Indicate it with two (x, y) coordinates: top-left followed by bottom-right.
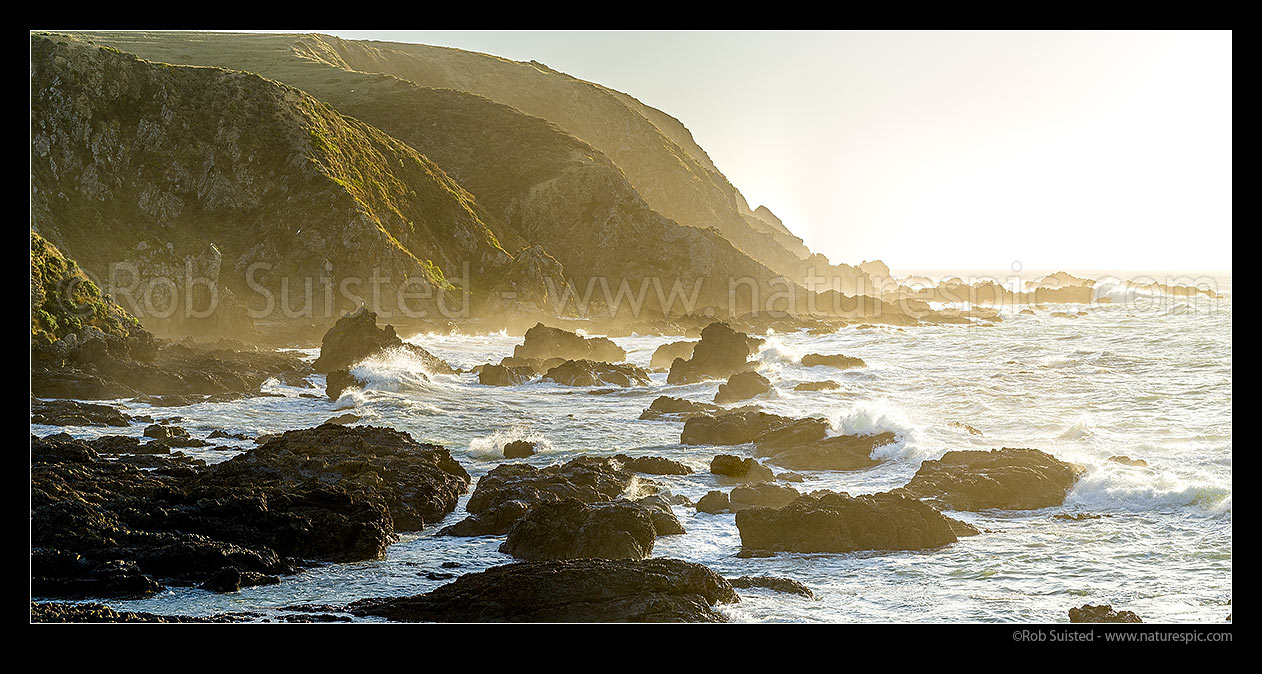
(1067, 461), (1232, 514)
(466, 425), (555, 461)
(827, 400), (927, 461)
(348, 347), (444, 394)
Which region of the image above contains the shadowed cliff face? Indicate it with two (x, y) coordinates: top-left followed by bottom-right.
(31, 34), (515, 334)
(62, 31), (811, 318)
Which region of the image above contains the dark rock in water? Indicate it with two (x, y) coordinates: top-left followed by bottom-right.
(440, 457), (635, 536)
(696, 490), (731, 514)
(1107, 455), (1149, 467)
(639, 395), (721, 421)
(497, 356), (567, 374)
(898, 448), (1085, 510)
(325, 369), (367, 399)
(542, 359), (650, 387)
(91, 435), (169, 455)
(728, 576), (814, 599)
(736, 490), (976, 553)
(801, 353), (866, 370)
(711, 454), (775, 483)
(32, 426), (470, 598)
(324, 412), (362, 425)
(31, 399), (133, 427)
(440, 561), (462, 569)
(348, 558), (739, 622)
(755, 430), (896, 472)
(500, 499), (656, 561)
(503, 440), (538, 459)
(139, 424), (208, 448)
(199, 567), (281, 593)
(214, 424), (470, 531)
(207, 430), (252, 441)
(650, 340), (696, 370)
(793, 380), (840, 392)
(425, 572), (456, 581)
(730, 482), (801, 510)
(311, 307), (452, 375)
(681, 410), (794, 446)
(612, 454), (693, 475)
(735, 548), (776, 559)
(1068, 604), (1143, 623)
(949, 421), (984, 436)
(714, 371), (772, 404)
(634, 494), (686, 535)
(478, 363), (535, 386)
(513, 323), (626, 363)
(667, 322), (763, 384)
(777, 472), (806, 483)
(1053, 513), (1105, 521)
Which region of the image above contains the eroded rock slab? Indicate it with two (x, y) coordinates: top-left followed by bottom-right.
(667, 322), (763, 384)
(898, 448), (1085, 510)
(348, 558), (739, 622)
(513, 323), (626, 363)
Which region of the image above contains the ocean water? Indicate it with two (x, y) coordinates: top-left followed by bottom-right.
(32, 279), (1232, 623)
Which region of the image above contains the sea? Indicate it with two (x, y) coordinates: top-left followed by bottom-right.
(31, 272), (1232, 623)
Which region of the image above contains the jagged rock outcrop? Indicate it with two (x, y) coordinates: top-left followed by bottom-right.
(754, 420), (895, 471)
(735, 490), (978, 553)
(898, 448), (1086, 510)
(668, 322), (763, 384)
(325, 369), (366, 399)
(714, 370), (771, 404)
(513, 323), (626, 363)
(633, 494), (686, 535)
(499, 499), (657, 561)
(439, 457), (635, 536)
(348, 558), (739, 622)
(312, 307), (451, 375)
(612, 454), (692, 475)
(650, 340), (696, 370)
(31, 399), (135, 427)
(542, 359), (649, 387)
(1068, 604), (1143, 623)
(696, 490), (731, 514)
(801, 353), (867, 370)
(477, 363), (536, 387)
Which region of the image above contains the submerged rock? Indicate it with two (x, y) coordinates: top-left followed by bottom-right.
(898, 448), (1085, 510)
(1068, 604), (1143, 623)
(650, 340), (696, 370)
(801, 353), (866, 370)
(440, 457), (635, 536)
(639, 396), (721, 421)
(500, 499), (656, 561)
(543, 359), (650, 387)
(348, 558), (740, 623)
(667, 322), (764, 384)
(513, 323), (626, 363)
(736, 490), (977, 553)
(311, 307), (452, 375)
(714, 371), (772, 404)
(1107, 455), (1148, 467)
(793, 380), (840, 392)
(728, 576), (814, 599)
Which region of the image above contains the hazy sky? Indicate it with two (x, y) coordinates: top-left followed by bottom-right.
(323, 30), (1232, 272)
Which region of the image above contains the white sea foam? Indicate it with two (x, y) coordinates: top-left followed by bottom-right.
(348, 347), (445, 394)
(466, 425), (555, 460)
(1067, 462), (1232, 514)
(828, 400), (927, 461)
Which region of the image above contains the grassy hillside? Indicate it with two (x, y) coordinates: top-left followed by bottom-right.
(66, 31), (805, 315)
(32, 34), (514, 328)
(31, 231), (141, 344)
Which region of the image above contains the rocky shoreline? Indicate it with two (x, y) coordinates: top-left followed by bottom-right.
(29, 311), (1151, 623)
